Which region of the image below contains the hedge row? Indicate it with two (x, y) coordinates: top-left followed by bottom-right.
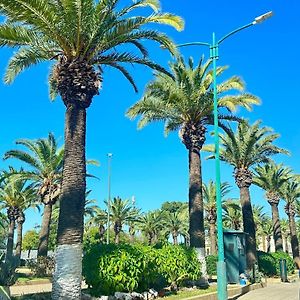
(206, 251), (295, 278)
(83, 244), (201, 296)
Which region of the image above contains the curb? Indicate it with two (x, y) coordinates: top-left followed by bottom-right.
(181, 283), (266, 300)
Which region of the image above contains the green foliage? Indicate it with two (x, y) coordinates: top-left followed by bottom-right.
(161, 201), (186, 214)
(83, 244), (201, 296)
(83, 227), (101, 250)
(257, 251), (295, 277)
(22, 230), (39, 251)
(205, 255), (218, 276)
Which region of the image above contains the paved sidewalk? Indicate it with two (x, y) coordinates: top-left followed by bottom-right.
(10, 283), (52, 296)
(236, 282), (300, 300)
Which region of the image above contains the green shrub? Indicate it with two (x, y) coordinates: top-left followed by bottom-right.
(206, 255), (218, 276)
(271, 251), (295, 275)
(27, 257), (55, 277)
(257, 251), (295, 277)
(83, 244), (201, 296)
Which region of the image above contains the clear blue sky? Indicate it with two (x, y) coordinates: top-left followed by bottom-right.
(0, 0), (299, 233)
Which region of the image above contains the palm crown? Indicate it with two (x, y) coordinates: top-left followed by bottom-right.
(127, 56), (260, 143)
(218, 121), (288, 170)
(253, 162), (292, 203)
(4, 133), (63, 205)
(0, 0), (184, 99)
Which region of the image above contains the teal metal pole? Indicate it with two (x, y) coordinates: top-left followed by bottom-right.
(211, 32), (228, 300)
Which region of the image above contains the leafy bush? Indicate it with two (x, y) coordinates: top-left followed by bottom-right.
(258, 251), (295, 277)
(83, 244), (201, 296)
(206, 255), (218, 276)
(271, 251), (295, 275)
(27, 257), (55, 277)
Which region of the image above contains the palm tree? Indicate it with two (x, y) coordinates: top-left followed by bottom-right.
(86, 206), (107, 243)
(0, 1), (183, 297)
(253, 162), (291, 251)
(163, 211), (184, 245)
(4, 133), (63, 257)
(127, 56), (259, 268)
(0, 212), (8, 249)
(252, 204), (267, 250)
(207, 120), (288, 269)
(108, 197), (138, 244)
(281, 179), (300, 267)
(223, 200), (242, 231)
(0, 169), (36, 265)
(203, 181), (231, 254)
(127, 207), (142, 244)
(280, 219), (289, 253)
(139, 211), (163, 245)
(261, 216), (273, 253)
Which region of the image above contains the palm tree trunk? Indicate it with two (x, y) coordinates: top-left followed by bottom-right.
(115, 231), (120, 244)
(240, 186), (257, 269)
(188, 149), (206, 278)
(209, 222), (217, 255)
(284, 235), (289, 253)
(5, 218), (15, 264)
(52, 106), (86, 300)
(288, 214), (300, 268)
(130, 233), (135, 244)
(15, 221), (23, 264)
(270, 203), (283, 251)
(262, 234), (266, 252)
(38, 203), (52, 257)
(172, 232), (178, 245)
(267, 236), (271, 253)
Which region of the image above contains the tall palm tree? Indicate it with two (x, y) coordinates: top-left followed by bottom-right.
(139, 211), (163, 245)
(280, 219), (289, 253)
(107, 197), (138, 244)
(0, 212), (8, 249)
(4, 133), (63, 257)
(0, 169), (36, 265)
(223, 200), (242, 231)
(0, 1), (183, 297)
(163, 211), (185, 245)
(86, 206), (107, 243)
(261, 216), (273, 253)
(252, 204), (267, 251)
(203, 181), (231, 254)
(127, 56), (259, 269)
(253, 162), (291, 251)
(281, 179), (300, 267)
(207, 120), (288, 269)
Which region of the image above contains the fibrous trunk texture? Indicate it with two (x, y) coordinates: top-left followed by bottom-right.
(15, 212), (25, 264)
(285, 203), (300, 268)
(268, 196), (283, 252)
(38, 204), (53, 257)
(235, 168), (257, 269)
(52, 59), (100, 300)
(209, 221), (217, 255)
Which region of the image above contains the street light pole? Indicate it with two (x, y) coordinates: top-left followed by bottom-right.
(106, 153), (113, 244)
(176, 11), (273, 300)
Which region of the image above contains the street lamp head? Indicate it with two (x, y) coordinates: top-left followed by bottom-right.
(107, 153), (113, 158)
(253, 11), (273, 24)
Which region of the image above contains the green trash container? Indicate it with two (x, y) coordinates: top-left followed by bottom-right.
(279, 259), (288, 282)
(224, 230), (247, 284)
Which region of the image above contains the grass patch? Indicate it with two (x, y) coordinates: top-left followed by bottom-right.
(163, 286), (217, 300)
(15, 275), (51, 285)
(12, 294), (51, 300)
